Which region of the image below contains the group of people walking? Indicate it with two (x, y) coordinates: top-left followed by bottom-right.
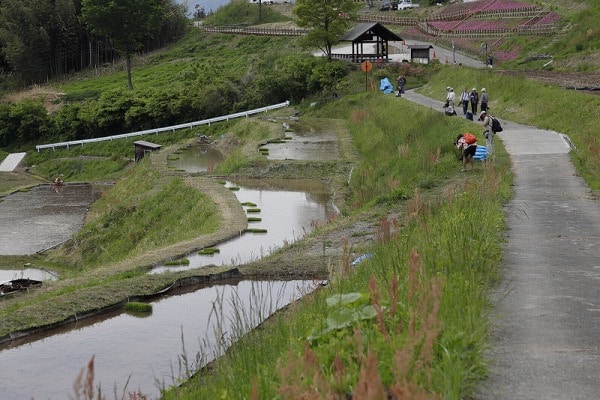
(445, 86), (488, 117)
(453, 87), (488, 118)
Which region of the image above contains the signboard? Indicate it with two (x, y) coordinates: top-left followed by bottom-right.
(361, 60), (373, 72)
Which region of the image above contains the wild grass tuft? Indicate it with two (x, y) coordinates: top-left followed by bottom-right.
(124, 302), (153, 313)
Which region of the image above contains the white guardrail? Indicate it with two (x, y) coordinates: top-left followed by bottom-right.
(36, 101), (290, 151)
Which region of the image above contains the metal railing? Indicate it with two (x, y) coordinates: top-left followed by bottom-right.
(36, 101), (290, 151)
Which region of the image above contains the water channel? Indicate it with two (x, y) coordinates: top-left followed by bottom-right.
(1, 139), (339, 399)
(0, 279), (316, 400)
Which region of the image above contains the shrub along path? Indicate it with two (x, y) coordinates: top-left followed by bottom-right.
(402, 89), (600, 399)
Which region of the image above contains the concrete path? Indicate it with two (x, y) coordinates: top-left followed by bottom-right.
(0, 152), (27, 171)
(402, 89), (600, 399)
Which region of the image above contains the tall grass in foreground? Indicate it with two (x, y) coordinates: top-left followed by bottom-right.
(163, 166), (506, 399)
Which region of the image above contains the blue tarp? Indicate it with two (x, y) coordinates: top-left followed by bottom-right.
(475, 145), (487, 161)
(351, 253), (374, 266)
(380, 78), (394, 94)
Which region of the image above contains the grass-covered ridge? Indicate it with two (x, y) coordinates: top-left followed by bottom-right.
(203, 1), (291, 26)
(49, 159), (220, 269)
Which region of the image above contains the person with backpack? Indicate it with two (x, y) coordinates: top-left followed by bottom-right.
(479, 110), (494, 156)
(456, 132), (478, 172)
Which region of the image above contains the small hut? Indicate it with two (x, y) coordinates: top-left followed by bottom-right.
(408, 44), (434, 64)
(338, 22), (402, 62)
(134, 140), (162, 162)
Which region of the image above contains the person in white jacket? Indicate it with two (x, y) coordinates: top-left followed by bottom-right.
(446, 87), (455, 108)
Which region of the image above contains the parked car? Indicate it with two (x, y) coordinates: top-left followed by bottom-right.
(379, 1), (393, 11)
(397, 0), (420, 10)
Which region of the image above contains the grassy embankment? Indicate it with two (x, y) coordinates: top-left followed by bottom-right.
(418, 67), (600, 190)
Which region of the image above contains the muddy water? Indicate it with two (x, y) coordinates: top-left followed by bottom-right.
(152, 179), (337, 273)
(168, 144), (224, 173)
(261, 130), (340, 161)
(0, 279), (316, 400)
(0, 183), (101, 255)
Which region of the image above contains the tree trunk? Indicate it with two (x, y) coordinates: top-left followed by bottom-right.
(126, 53), (134, 90)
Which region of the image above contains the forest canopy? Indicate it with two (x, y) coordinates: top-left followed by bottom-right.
(0, 0), (188, 87)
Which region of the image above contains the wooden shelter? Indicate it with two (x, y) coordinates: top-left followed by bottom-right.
(338, 22), (402, 62)
(134, 140), (162, 162)
(408, 44), (434, 64)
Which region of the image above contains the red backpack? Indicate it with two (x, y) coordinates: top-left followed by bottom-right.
(463, 133), (477, 145)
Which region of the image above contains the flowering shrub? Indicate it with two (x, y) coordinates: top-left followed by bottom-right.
(493, 48), (521, 62)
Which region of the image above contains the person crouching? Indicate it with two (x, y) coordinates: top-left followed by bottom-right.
(455, 133), (477, 172)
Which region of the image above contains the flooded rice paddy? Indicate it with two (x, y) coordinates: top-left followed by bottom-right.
(0, 279), (316, 399)
(1, 133), (339, 398)
(260, 130), (340, 161)
(0, 268), (57, 283)
(167, 144), (224, 173)
(0, 183), (101, 255)
(152, 179), (337, 273)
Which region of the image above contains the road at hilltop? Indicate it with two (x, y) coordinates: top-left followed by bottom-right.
(402, 89), (600, 399)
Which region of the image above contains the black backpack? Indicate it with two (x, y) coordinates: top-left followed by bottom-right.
(491, 117), (503, 132)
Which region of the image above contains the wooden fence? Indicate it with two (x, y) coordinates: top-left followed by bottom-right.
(202, 25), (308, 36)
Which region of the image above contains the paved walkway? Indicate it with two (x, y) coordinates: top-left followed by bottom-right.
(402, 90), (600, 399)
(0, 152), (27, 171)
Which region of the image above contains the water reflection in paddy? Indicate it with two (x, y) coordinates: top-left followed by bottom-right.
(261, 130), (340, 161)
(167, 144), (224, 173)
(0, 279), (316, 400)
(152, 179), (338, 274)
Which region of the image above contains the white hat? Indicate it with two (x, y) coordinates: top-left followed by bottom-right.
(480, 111), (486, 116)
(481, 88), (486, 92)
(446, 86), (451, 90)
(472, 87), (476, 91)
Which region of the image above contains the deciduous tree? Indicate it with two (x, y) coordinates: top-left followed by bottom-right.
(293, 0), (359, 61)
(81, 0), (166, 90)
